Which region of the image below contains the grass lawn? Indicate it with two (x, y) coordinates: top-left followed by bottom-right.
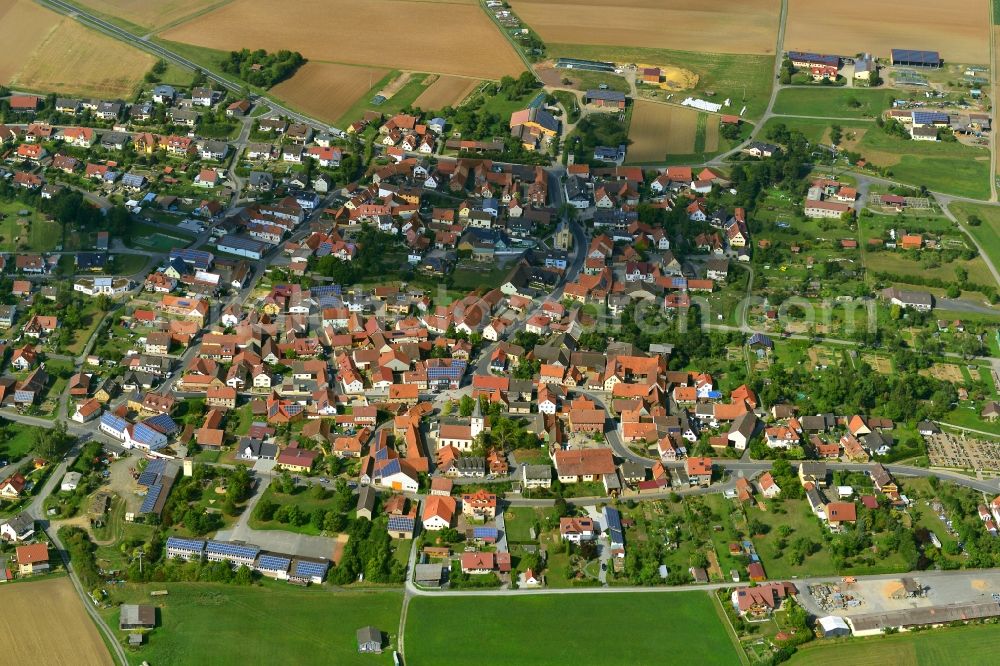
(0, 200), (64, 252)
(247, 485), (337, 536)
(102, 582), (402, 665)
(449, 263), (512, 291)
(503, 507), (553, 542)
(773, 88), (896, 119)
(0, 423), (39, 463)
(950, 202), (1000, 277)
(406, 592), (738, 665)
(789, 623), (1000, 665)
(761, 116), (871, 144)
(111, 254), (153, 275)
(65, 300), (108, 356)
(558, 69), (630, 93)
(759, 117), (991, 199)
(126, 223), (194, 252)
(547, 44), (774, 120)
(750, 499), (834, 579)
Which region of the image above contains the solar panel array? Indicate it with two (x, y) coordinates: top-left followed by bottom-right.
(206, 541), (261, 560)
(891, 49), (940, 65)
(293, 559), (329, 579)
(473, 527), (499, 539)
(145, 413), (179, 435)
(166, 537), (206, 552)
(256, 554), (291, 572)
(604, 506), (624, 546)
(138, 459), (167, 487)
(140, 484), (162, 513)
(387, 516), (415, 532)
(912, 111), (948, 125)
(137, 469), (160, 486)
(379, 459), (401, 477)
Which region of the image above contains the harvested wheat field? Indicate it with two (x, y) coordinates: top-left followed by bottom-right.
(0, 0), (58, 83)
(72, 0), (221, 30)
(415, 75), (482, 110)
(160, 0), (524, 79)
(0, 0), (153, 97)
(627, 101), (699, 163)
(510, 0), (779, 54)
(786, 0), (989, 64)
(0, 577), (112, 665)
(270, 62), (389, 125)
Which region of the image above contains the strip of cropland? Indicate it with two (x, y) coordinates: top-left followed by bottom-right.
(785, 0), (990, 65)
(510, 0), (779, 55)
(63, 0), (227, 33)
(0, 576), (113, 665)
(157, 0), (525, 79)
(405, 592), (740, 665)
(0, 0), (154, 98)
(269, 62), (391, 126)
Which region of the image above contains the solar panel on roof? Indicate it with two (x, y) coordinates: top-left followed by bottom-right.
(140, 484), (162, 513)
(166, 537), (205, 551)
(293, 560), (329, 578)
(206, 541), (260, 559)
(380, 459), (401, 477)
(473, 527), (499, 538)
(256, 554), (291, 571)
(604, 507), (623, 532)
(387, 516), (415, 532)
(137, 470), (160, 487)
(145, 413), (179, 435)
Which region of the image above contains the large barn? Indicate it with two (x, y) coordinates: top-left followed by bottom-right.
(891, 49), (941, 68)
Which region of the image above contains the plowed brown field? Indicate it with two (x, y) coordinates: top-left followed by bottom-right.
(786, 0), (989, 64)
(509, 0), (779, 55)
(160, 0), (525, 79)
(0, 577), (112, 665)
(269, 62), (389, 124)
(414, 76), (482, 110)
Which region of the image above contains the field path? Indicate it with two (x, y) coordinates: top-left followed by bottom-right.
(708, 0), (788, 166)
(991, 25), (998, 202)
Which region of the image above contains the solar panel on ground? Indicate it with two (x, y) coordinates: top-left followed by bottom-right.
(140, 484), (162, 513)
(293, 560), (329, 578)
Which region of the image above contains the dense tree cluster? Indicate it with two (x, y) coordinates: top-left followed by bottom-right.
(221, 49), (305, 88)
